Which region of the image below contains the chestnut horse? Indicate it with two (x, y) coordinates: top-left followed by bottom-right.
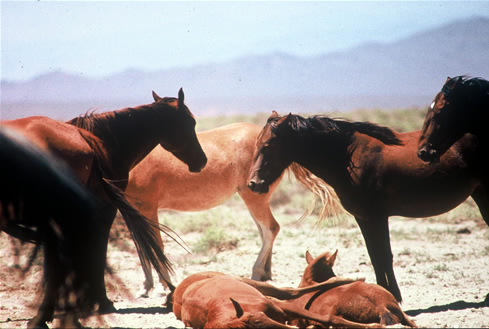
(1, 126), (101, 327)
(418, 76), (489, 163)
(248, 111), (488, 302)
(2, 89), (207, 327)
(169, 271), (378, 328)
(292, 250), (416, 327)
(126, 122), (343, 296)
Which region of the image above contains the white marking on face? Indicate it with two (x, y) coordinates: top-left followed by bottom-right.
(430, 101), (436, 109)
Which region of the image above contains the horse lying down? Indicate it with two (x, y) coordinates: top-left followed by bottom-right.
(168, 271), (383, 328)
(291, 250), (417, 328)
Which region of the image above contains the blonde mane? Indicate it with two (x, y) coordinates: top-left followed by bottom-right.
(289, 162), (345, 222)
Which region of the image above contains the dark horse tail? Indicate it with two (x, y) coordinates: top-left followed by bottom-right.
(77, 129), (176, 290)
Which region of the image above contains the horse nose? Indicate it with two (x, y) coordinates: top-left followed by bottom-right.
(417, 146), (437, 163)
(417, 148), (429, 161)
(248, 179), (269, 194)
(189, 156), (207, 173)
(248, 180), (258, 191)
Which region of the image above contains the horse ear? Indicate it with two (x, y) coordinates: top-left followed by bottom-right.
(152, 91), (162, 102)
(327, 250), (338, 266)
(178, 88), (185, 108)
(230, 298), (244, 319)
(305, 251), (314, 264)
(271, 111), (281, 118)
(446, 77), (451, 83)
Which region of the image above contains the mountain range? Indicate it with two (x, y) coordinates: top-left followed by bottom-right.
(2, 16), (488, 120)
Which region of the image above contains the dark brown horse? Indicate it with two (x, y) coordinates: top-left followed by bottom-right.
(248, 111), (487, 302)
(418, 76), (489, 163)
(2, 89), (207, 327)
(1, 126), (101, 328)
(68, 88), (207, 294)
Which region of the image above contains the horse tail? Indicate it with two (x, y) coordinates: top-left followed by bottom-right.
(399, 311), (417, 328)
(379, 307), (417, 328)
(288, 163), (345, 224)
(76, 129), (177, 291)
(99, 176), (175, 290)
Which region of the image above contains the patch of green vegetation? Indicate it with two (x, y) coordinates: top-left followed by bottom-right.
(433, 263), (449, 272)
(193, 227), (239, 254)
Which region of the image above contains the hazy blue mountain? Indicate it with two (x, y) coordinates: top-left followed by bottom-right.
(2, 16), (488, 120)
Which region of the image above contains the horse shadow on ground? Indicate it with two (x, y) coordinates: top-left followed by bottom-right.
(114, 306), (171, 315)
(406, 294), (489, 316)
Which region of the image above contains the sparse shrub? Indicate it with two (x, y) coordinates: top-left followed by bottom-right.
(193, 227), (239, 253)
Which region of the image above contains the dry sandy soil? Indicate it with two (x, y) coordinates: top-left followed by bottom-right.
(1, 198), (489, 328)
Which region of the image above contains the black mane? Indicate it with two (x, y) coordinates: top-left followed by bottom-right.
(442, 76), (489, 105)
(275, 114), (402, 146)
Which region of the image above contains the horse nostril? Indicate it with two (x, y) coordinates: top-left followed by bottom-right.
(248, 181), (257, 190)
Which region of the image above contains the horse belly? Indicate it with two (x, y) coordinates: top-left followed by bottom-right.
(157, 168), (240, 211)
(387, 177), (478, 218)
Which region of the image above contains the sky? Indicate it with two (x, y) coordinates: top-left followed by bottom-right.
(2, 1), (489, 82)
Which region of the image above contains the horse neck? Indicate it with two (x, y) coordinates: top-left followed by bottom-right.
(470, 101), (489, 139)
(289, 127), (353, 193)
(94, 105), (165, 176)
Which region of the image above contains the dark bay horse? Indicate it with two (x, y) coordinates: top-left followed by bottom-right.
(126, 122), (343, 296)
(418, 76), (489, 163)
(1, 127), (101, 327)
(248, 111), (488, 302)
(2, 89), (206, 327)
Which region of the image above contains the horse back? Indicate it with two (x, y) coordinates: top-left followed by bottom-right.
(2, 116), (95, 184)
(127, 122), (265, 211)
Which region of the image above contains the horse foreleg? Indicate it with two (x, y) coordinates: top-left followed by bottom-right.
(355, 217), (402, 302)
(239, 189), (280, 281)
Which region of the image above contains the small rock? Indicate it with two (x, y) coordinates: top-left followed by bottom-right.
(456, 227), (471, 234)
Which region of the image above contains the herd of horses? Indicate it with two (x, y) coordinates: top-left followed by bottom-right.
(1, 75), (487, 328)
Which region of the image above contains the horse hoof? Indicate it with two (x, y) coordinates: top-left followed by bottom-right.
(137, 289), (150, 298)
(97, 300), (116, 314)
(27, 318), (49, 329)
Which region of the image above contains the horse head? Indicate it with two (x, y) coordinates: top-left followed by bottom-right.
(152, 88), (207, 173)
(418, 76), (489, 163)
(248, 111), (296, 194)
(299, 250), (338, 288)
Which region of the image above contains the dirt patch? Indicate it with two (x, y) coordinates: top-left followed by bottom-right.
(1, 201), (489, 328)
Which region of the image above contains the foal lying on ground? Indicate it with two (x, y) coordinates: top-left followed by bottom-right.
(168, 271), (382, 328)
(291, 250), (416, 328)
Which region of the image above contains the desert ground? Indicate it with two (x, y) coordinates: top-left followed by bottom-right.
(1, 178), (489, 329)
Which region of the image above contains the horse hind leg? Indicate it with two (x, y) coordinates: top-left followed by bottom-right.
(471, 185), (489, 227)
(471, 184), (489, 307)
(238, 189), (280, 281)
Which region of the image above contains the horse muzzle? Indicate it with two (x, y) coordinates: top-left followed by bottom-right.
(248, 179), (270, 194)
(188, 156), (207, 173)
(417, 145), (439, 164)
